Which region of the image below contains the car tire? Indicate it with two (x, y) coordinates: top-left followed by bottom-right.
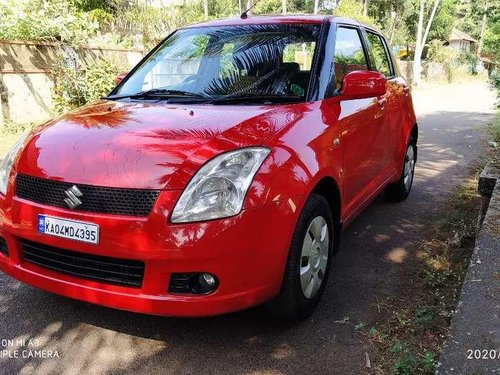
(385, 136), (417, 202)
(267, 193), (336, 320)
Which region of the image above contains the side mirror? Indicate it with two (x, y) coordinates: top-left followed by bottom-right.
(115, 72), (128, 86)
(340, 70), (387, 100)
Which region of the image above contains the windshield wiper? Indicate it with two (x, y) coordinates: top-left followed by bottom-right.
(210, 95), (303, 104)
(105, 89), (208, 100)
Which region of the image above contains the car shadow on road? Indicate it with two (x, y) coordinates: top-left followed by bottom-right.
(0, 110), (493, 375)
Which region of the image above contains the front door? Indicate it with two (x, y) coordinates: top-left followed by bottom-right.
(329, 26), (390, 216)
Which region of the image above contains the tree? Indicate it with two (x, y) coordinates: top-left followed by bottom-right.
(456, 0), (500, 60)
(413, 0), (440, 85)
(333, 0), (378, 27)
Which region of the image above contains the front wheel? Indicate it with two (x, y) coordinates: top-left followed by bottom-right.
(267, 194), (336, 320)
(385, 137), (416, 202)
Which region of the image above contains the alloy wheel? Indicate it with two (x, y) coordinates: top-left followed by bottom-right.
(300, 216), (330, 299)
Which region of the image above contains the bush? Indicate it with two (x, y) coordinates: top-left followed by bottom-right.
(426, 40), (458, 83)
(0, 0), (98, 45)
(52, 57), (123, 114)
(459, 52), (479, 75)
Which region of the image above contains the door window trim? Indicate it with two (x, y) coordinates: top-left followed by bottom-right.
(363, 29), (396, 79)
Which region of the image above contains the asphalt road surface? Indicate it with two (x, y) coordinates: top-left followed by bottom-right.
(0, 82), (496, 375)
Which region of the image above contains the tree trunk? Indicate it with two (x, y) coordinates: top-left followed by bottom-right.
(363, 0), (369, 16)
(314, 0), (319, 14)
(413, 0), (425, 85)
(246, 0), (253, 15)
(282, 0), (287, 14)
(203, 0), (209, 20)
(477, 1), (488, 57)
(239, 0), (243, 14)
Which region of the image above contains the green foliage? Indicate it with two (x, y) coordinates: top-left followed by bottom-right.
(426, 39), (459, 83)
(394, 352), (420, 375)
(388, 0), (455, 48)
(456, 1), (500, 60)
(427, 0), (455, 42)
(459, 52), (479, 75)
(70, 0), (126, 13)
(490, 71), (500, 109)
(413, 307), (435, 328)
(333, 0), (379, 28)
(52, 58), (123, 114)
(489, 111), (500, 143)
(393, 346), (436, 375)
(0, 0), (98, 45)
(390, 341), (405, 353)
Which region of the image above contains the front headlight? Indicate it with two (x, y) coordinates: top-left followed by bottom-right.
(171, 147), (270, 223)
(0, 133), (29, 196)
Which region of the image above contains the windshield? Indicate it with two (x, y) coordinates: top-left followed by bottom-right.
(112, 24), (321, 103)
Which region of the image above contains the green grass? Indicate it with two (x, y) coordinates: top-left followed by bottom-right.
(487, 111), (500, 164)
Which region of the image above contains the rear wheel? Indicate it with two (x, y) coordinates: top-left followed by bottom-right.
(385, 137), (416, 202)
(267, 194), (336, 320)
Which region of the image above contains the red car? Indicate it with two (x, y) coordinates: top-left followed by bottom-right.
(0, 16), (417, 319)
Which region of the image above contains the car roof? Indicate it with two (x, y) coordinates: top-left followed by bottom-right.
(183, 15), (367, 29)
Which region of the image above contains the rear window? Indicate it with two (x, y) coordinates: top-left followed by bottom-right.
(366, 32), (393, 77)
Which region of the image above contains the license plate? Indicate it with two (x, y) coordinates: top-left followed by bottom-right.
(37, 215), (99, 245)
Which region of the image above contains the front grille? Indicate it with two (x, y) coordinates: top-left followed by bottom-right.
(0, 237), (8, 256)
(16, 174), (160, 217)
(21, 240), (145, 287)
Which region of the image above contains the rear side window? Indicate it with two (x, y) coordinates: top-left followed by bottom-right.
(366, 32), (393, 77)
(333, 27), (368, 90)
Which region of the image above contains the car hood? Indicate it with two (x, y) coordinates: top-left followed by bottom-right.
(17, 100), (300, 190)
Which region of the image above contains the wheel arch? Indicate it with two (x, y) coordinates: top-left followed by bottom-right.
(410, 123), (419, 143)
(310, 176), (342, 227)
(410, 123), (418, 162)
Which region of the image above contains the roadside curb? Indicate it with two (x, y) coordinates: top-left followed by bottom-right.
(436, 164), (500, 374)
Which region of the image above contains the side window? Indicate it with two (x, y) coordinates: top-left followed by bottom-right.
(333, 27), (368, 90)
(366, 32), (393, 77)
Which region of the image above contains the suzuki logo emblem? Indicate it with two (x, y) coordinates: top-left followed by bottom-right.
(64, 185), (83, 209)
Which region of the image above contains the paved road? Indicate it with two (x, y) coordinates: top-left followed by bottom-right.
(0, 82), (496, 375)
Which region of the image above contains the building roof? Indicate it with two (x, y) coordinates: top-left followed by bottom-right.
(449, 28), (477, 43)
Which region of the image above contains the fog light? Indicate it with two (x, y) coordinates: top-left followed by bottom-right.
(200, 273), (215, 286)
(197, 273), (218, 294)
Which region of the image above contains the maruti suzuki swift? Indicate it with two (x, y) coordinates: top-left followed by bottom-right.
(0, 15), (417, 320)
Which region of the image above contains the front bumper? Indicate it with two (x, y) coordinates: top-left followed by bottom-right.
(0, 187), (301, 317)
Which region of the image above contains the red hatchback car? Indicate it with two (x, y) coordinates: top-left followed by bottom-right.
(0, 15), (417, 319)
